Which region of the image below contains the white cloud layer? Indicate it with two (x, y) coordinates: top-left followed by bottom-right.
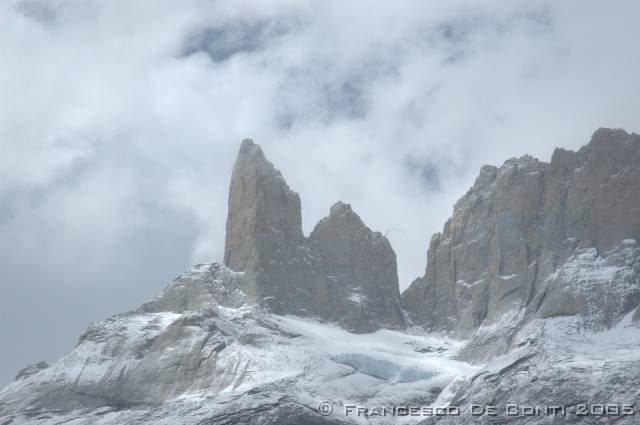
(1, 0), (639, 384)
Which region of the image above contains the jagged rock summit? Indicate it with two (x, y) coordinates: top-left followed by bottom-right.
(412, 128), (640, 425)
(404, 127), (640, 344)
(224, 139), (304, 272)
(309, 201), (405, 331)
(222, 138), (405, 332)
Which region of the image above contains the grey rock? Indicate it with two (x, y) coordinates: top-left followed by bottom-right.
(403, 128), (640, 339)
(140, 263), (249, 313)
(224, 139), (304, 272)
(14, 362), (49, 382)
(222, 139), (326, 319)
(222, 139), (404, 332)
(309, 201), (405, 331)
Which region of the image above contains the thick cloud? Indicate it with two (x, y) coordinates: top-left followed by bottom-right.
(1, 0), (639, 384)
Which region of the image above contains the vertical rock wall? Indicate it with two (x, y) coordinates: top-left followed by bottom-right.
(223, 139), (405, 332)
(403, 128), (640, 336)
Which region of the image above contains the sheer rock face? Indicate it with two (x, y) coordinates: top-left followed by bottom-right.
(223, 139), (327, 318)
(223, 140), (405, 332)
(403, 128), (640, 338)
(309, 202), (406, 331)
(224, 139), (304, 272)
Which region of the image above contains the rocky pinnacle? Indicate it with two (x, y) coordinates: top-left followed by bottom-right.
(224, 139), (304, 272)
(222, 139), (405, 332)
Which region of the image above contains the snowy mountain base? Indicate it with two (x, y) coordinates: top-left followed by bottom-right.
(4, 262), (640, 425)
(0, 265), (475, 425)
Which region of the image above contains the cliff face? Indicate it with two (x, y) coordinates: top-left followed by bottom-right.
(222, 139), (328, 318)
(403, 128), (640, 338)
(309, 202), (406, 331)
(224, 139), (304, 272)
(223, 139), (405, 332)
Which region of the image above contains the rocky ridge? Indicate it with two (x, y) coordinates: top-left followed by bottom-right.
(404, 128), (640, 342)
(408, 128), (640, 424)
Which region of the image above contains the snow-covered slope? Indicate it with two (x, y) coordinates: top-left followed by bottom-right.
(419, 238), (640, 425)
(421, 313), (640, 425)
(4, 258), (640, 425)
(0, 264), (476, 425)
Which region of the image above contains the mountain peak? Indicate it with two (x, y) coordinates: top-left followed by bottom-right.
(590, 127), (635, 142)
(329, 201), (353, 215)
(222, 139), (404, 332)
(404, 127), (640, 338)
(223, 139), (303, 272)
(240, 137), (256, 148)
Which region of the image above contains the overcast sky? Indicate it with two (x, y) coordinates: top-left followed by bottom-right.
(1, 0), (639, 385)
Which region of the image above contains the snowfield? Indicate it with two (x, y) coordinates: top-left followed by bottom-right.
(0, 302), (479, 425)
(7, 305), (640, 425)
